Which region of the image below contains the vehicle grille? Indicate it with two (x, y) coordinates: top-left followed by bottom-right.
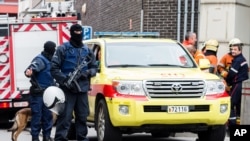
(144, 80), (205, 98)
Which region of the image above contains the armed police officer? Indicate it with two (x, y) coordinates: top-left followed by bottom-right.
(50, 24), (97, 141)
(25, 41), (56, 141)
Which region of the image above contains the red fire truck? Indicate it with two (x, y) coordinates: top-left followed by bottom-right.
(0, 0), (78, 124)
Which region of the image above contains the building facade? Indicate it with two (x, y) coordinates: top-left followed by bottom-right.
(75, 0), (250, 62)
(199, 0), (250, 62)
(75, 0), (199, 43)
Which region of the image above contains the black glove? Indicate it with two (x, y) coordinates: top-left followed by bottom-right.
(63, 77), (74, 89)
(63, 78), (80, 93)
(80, 70), (90, 80)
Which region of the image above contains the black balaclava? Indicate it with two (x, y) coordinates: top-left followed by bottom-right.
(42, 41), (56, 61)
(70, 24), (83, 48)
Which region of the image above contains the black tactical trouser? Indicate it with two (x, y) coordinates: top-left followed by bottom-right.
(54, 90), (89, 141)
(228, 82), (242, 126)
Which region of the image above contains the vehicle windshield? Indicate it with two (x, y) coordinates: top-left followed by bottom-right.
(105, 42), (196, 68)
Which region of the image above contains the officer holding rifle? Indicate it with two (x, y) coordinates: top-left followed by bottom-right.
(50, 24), (97, 141)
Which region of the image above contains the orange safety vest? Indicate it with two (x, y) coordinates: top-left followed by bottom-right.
(217, 53), (233, 78)
(193, 50), (206, 65)
(205, 55), (218, 74)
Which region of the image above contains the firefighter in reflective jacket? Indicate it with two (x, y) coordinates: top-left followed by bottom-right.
(204, 39), (219, 74)
(226, 38), (249, 126)
(218, 53), (233, 78)
(217, 41), (234, 92)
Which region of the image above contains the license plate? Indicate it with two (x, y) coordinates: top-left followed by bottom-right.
(13, 102), (29, 107)
(167, 106), (189, 113)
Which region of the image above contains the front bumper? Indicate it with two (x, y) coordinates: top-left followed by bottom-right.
(106, 96), (230, 127)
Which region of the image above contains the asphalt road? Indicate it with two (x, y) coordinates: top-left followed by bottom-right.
(1, 126), (230, 141)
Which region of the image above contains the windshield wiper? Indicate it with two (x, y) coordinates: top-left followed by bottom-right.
(108, 64), (149, 68)
(147, 64), (192, 68)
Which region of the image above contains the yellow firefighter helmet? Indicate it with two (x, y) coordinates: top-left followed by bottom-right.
(205, 39), (219, 52)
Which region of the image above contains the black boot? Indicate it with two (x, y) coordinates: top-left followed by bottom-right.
(43, 137), (53, 141)
(32, 138), (40, 141)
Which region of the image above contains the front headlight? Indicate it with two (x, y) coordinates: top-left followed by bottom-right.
(205, 80), (225, 95)
(112, 80), (146, 96)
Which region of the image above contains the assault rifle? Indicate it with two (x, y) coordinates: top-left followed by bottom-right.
(64, 55), (91, 92)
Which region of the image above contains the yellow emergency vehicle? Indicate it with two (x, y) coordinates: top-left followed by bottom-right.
(84, 32), (230, 141)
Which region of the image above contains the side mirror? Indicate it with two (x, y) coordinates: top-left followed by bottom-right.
(198, 59), (210, 70)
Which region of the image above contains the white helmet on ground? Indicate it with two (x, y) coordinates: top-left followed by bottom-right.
(43, 86), (65, 115)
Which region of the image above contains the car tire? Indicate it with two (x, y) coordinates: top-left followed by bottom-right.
(96, 99), (122, 141)
(197, 125), (226, 141)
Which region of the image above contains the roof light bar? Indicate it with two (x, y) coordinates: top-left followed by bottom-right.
(94, 32), (160, 38)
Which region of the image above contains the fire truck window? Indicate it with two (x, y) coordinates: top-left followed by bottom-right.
(0, 25), (7, 36)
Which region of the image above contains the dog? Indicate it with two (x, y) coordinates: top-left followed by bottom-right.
(7, 108), (57, 141)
